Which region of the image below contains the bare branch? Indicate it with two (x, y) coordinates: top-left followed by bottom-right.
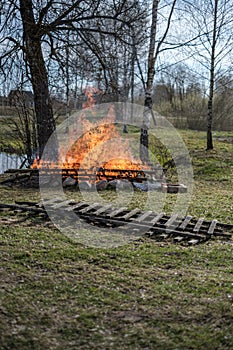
(38, 0), (54, 25)
(154, 0), (177, 61)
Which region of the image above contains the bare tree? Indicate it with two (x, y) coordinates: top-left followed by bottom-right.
(75, 1), (148, 101)
(139, 0), (178, 163)
(207, 0), (218, 149)
(0, 0), (141, 159)
(183, 0), (233, 149)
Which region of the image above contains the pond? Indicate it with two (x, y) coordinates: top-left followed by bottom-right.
(0, 152), (28, 174)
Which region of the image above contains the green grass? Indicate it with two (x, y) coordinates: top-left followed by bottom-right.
(0, 116), (24, 153)
(0, 129), (233, 349)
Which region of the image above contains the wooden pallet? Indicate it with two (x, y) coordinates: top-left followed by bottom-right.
(3, 165), (164, 183)
(1, 198), (232, 245)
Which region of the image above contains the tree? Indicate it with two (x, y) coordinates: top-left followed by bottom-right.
(207, 0), (218, 149)
(183, 0), (233, 149)
(0, 0), (142, 159)
(19, 0), (57, 159)
(213, 73), (233, 130)
(139, 0), (178, 163)
(74, 0), (148, 102)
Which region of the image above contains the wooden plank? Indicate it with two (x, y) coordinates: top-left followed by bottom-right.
(15, 201), (38, 206)
(51, 199), (75, 209)
(208, 219), (218, 234)
(121, 208), (141, 220)
(38, 197), (61, 207)
(0, 202), (45, 214)
(165, 213), (179, 227)
(93, 204), (112, 216)
(188, 239), (200, 245)
(147, 224), (207, 240)
(66, 201), (88, 212)
(217, 222), (233, 230)
(150, 212), (164, 224)
(80, 202), (100, 213)
(133, 211), (153, 222)
(159, 233), (170, 239)
(4, 168), (36, 174)
(173, 236), (185, 243)
(193, 218), (204, 232)
(108, 207), (127, 218)
(179, 215), (192, 230)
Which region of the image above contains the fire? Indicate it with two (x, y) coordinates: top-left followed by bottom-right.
(103, 158), (141, 170)
(32, 86), (145, 179)
(82, 86), (100, 109)
(64, 122), (123, 169)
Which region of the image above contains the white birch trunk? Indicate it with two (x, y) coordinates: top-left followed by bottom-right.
(140, 0), (159, 163)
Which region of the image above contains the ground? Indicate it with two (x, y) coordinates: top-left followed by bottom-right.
(0, 129), (233, 350)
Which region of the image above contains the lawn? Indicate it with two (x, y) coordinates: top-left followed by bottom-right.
(0, 129), (233, 350)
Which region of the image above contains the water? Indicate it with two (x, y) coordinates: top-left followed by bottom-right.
(0, 152), (27, 174)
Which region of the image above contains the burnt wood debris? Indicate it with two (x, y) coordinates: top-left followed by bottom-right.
(1, 168), (188, 193)
(0, 198), (232, 245)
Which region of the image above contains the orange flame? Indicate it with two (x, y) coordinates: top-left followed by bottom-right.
(32, 87), (144, 176)
(82, 86), (101, 109)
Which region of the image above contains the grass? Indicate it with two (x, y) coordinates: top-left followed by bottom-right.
(0, 129), (233, 349)
(0, 115), (24, 153)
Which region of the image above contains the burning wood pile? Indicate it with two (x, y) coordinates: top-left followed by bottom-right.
(30, 115), (154, 186)
(1, 88), (187, 193)
(28, 92), (152, 189)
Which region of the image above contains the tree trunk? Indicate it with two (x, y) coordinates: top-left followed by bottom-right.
(140, 94), (152, 162)
(23, 105), (33, 165)
(207, 0), (218, 150)
(207, 98), (214, 150)
(19, 0), (57, 160)
(140, 0), (159, 163)
(65, 31), (70, 134)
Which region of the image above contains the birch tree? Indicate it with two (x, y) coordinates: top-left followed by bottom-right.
(183, 0), (233, 150)
(140, 0), (177, 162)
